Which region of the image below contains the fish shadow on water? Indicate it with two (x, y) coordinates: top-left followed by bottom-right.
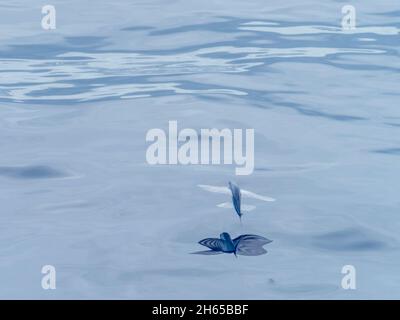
(312, 228), (386, 251)
(0, 165), (68, 180)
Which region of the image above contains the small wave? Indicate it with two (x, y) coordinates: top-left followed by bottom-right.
(0, 44), (386, 103)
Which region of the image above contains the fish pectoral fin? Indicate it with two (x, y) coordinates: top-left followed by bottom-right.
(199, 238), (225, 251)
(241, 204), (256, 212)
(217, 202), (233, 209)
(241, 189), (276, 202)
(197, 184), (231, 195)
(217, 202), (255, 212)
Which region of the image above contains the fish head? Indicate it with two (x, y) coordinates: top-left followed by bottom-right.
(220, 232), (232, 242)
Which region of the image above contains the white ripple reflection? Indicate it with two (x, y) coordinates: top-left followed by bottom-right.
(239, 23), (400, 36)
(0, 44), (387, 103)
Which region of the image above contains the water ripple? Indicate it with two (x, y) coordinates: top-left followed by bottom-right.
(0, 42), (389, 103)
(0, 165), (70, 180)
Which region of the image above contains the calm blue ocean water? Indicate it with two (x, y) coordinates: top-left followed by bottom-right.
(0, 1), (399, 299)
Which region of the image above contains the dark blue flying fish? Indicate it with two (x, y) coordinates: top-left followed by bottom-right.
(192, 232), (272, 256)
(228, 181), (243, 221)
(198, 182), (275, 222)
